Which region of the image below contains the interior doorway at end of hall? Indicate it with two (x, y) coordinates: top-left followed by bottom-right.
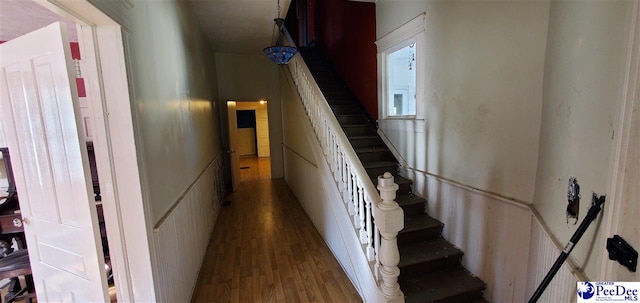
(232, 101), (271, 183)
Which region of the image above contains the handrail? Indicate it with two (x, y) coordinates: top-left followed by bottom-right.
(279, 24), (404, 302)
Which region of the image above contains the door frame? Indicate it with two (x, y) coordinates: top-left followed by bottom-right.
(227, 101), (241, 191)
(600, 0), (640, 279)
(32, 1), (155, 302)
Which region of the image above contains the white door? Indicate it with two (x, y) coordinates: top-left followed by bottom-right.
(227, 101), (241, 191)
(0, 22), (108, 302)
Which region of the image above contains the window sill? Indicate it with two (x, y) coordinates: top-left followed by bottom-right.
(378, 118), (425, 133)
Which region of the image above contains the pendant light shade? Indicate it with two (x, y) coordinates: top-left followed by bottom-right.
(264, 0), (297, 65)
(263, 45), (298, 65)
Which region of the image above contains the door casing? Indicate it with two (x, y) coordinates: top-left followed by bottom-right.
(31, 1), (156, 302)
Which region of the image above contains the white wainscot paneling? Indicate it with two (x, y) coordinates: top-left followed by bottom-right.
(152, 154), (225, 302)
(526, 219), (578, 303)
(284, 146), (384, 303)
(403, 167), (579, 302)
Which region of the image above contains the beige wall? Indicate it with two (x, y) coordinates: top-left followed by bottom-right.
(377, 0), (633, 284)
(533, 0), (631, 278)
(119, 0), (222, 224)
(215, 53), (283, 177)
(376, 0), (550, 203)
(237, 128), (256, 156)
(237, 101), (271, 157)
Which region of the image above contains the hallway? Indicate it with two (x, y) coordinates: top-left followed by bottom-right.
(240, 156), (271, 182)
(191, 180), (362, 303)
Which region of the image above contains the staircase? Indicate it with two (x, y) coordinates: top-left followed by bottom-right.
(299, 48), (488, 303)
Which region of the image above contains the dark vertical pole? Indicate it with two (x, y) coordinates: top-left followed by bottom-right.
(528, 194), (606, 303)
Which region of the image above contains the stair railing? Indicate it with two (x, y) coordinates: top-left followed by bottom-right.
(279, 25), (404, 302)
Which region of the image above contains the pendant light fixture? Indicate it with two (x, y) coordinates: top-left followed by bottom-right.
(263, 0), (298, 65)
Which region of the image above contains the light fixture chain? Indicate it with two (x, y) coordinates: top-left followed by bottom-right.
(277, 0), (282, 18)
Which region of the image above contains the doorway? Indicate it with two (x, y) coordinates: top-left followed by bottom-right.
(227, 100), (272, 185)
(0, 1), (144, 302)
(0, 2), (115, 301)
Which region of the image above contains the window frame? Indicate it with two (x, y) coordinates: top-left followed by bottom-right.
(376, 13), (427, 122)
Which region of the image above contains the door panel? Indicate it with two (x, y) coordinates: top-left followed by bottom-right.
(0, 22), (108, 302)
(227, 101), (240, 191)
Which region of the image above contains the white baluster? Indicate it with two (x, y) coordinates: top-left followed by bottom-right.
(358, 180), (367, 244)
(375, 226), (381, 281)
(365, 194), (375, 261)
(331, 134), (337, 173)
(341, 157), (348, 194)
(352, 174), (360, 228)
(336, 150), (343, 184)
(345, 164), (353, 207)
(375, 172), (404, 301)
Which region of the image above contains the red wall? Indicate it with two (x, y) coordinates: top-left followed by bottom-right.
(315, 0), (378, 119)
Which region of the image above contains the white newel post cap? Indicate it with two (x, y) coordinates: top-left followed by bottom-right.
(375, 172), (404, 233)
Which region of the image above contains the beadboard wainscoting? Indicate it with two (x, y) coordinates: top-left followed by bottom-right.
(526, 217), (579, 302)
(152, 154), (225, 303)
(283, 145), (382, 303)
(401, 167), (580, 302)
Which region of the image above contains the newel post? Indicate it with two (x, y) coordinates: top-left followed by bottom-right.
(375, 172), (404, 302)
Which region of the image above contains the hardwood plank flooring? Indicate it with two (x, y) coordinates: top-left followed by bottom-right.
(240, 156), (271, 182)
(191, 180), (362, 303)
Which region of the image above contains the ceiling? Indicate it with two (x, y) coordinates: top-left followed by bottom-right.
(186, 0), (292, 55)
(0, 0), (288, 54)
(0, 0), (77, 42)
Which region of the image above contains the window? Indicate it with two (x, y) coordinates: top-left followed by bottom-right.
(387, 43), (417, 117)
(376, 13), (426, 121)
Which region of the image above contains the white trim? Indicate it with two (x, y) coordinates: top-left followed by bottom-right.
(77, 25), (135, 303)
(375, 13), (426, 53)
(600, 0), (640, 280)
(376, 13), (427, 122)
(33, 1), (154, 302)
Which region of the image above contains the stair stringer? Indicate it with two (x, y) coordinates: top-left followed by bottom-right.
(281, 69), (387, 303)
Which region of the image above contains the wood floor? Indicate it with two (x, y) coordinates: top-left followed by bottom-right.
(191, 180), (362, 303)
(240, 156), (271, 182)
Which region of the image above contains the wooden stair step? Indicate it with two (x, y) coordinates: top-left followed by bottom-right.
(342, 124), (376, 137)
(348, 135), (379, 140)
(356, 147), (394, 162)
(399, 267), (486, 303)
(326, 97), (355, 106)
(402, 213), (443, 233)
(348, 135), (387, 149)
(398, 237), (464, 274)
(394, 175), (413, 195)
(396, 194), (426, 207)
(362, 161), (398, 169)
(398, 213), (443, 244)
(330, 104), (360, 115)
(363, 161), (399, 179)
(396, 194), (426, 216)
(355, 146), (393, 153)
